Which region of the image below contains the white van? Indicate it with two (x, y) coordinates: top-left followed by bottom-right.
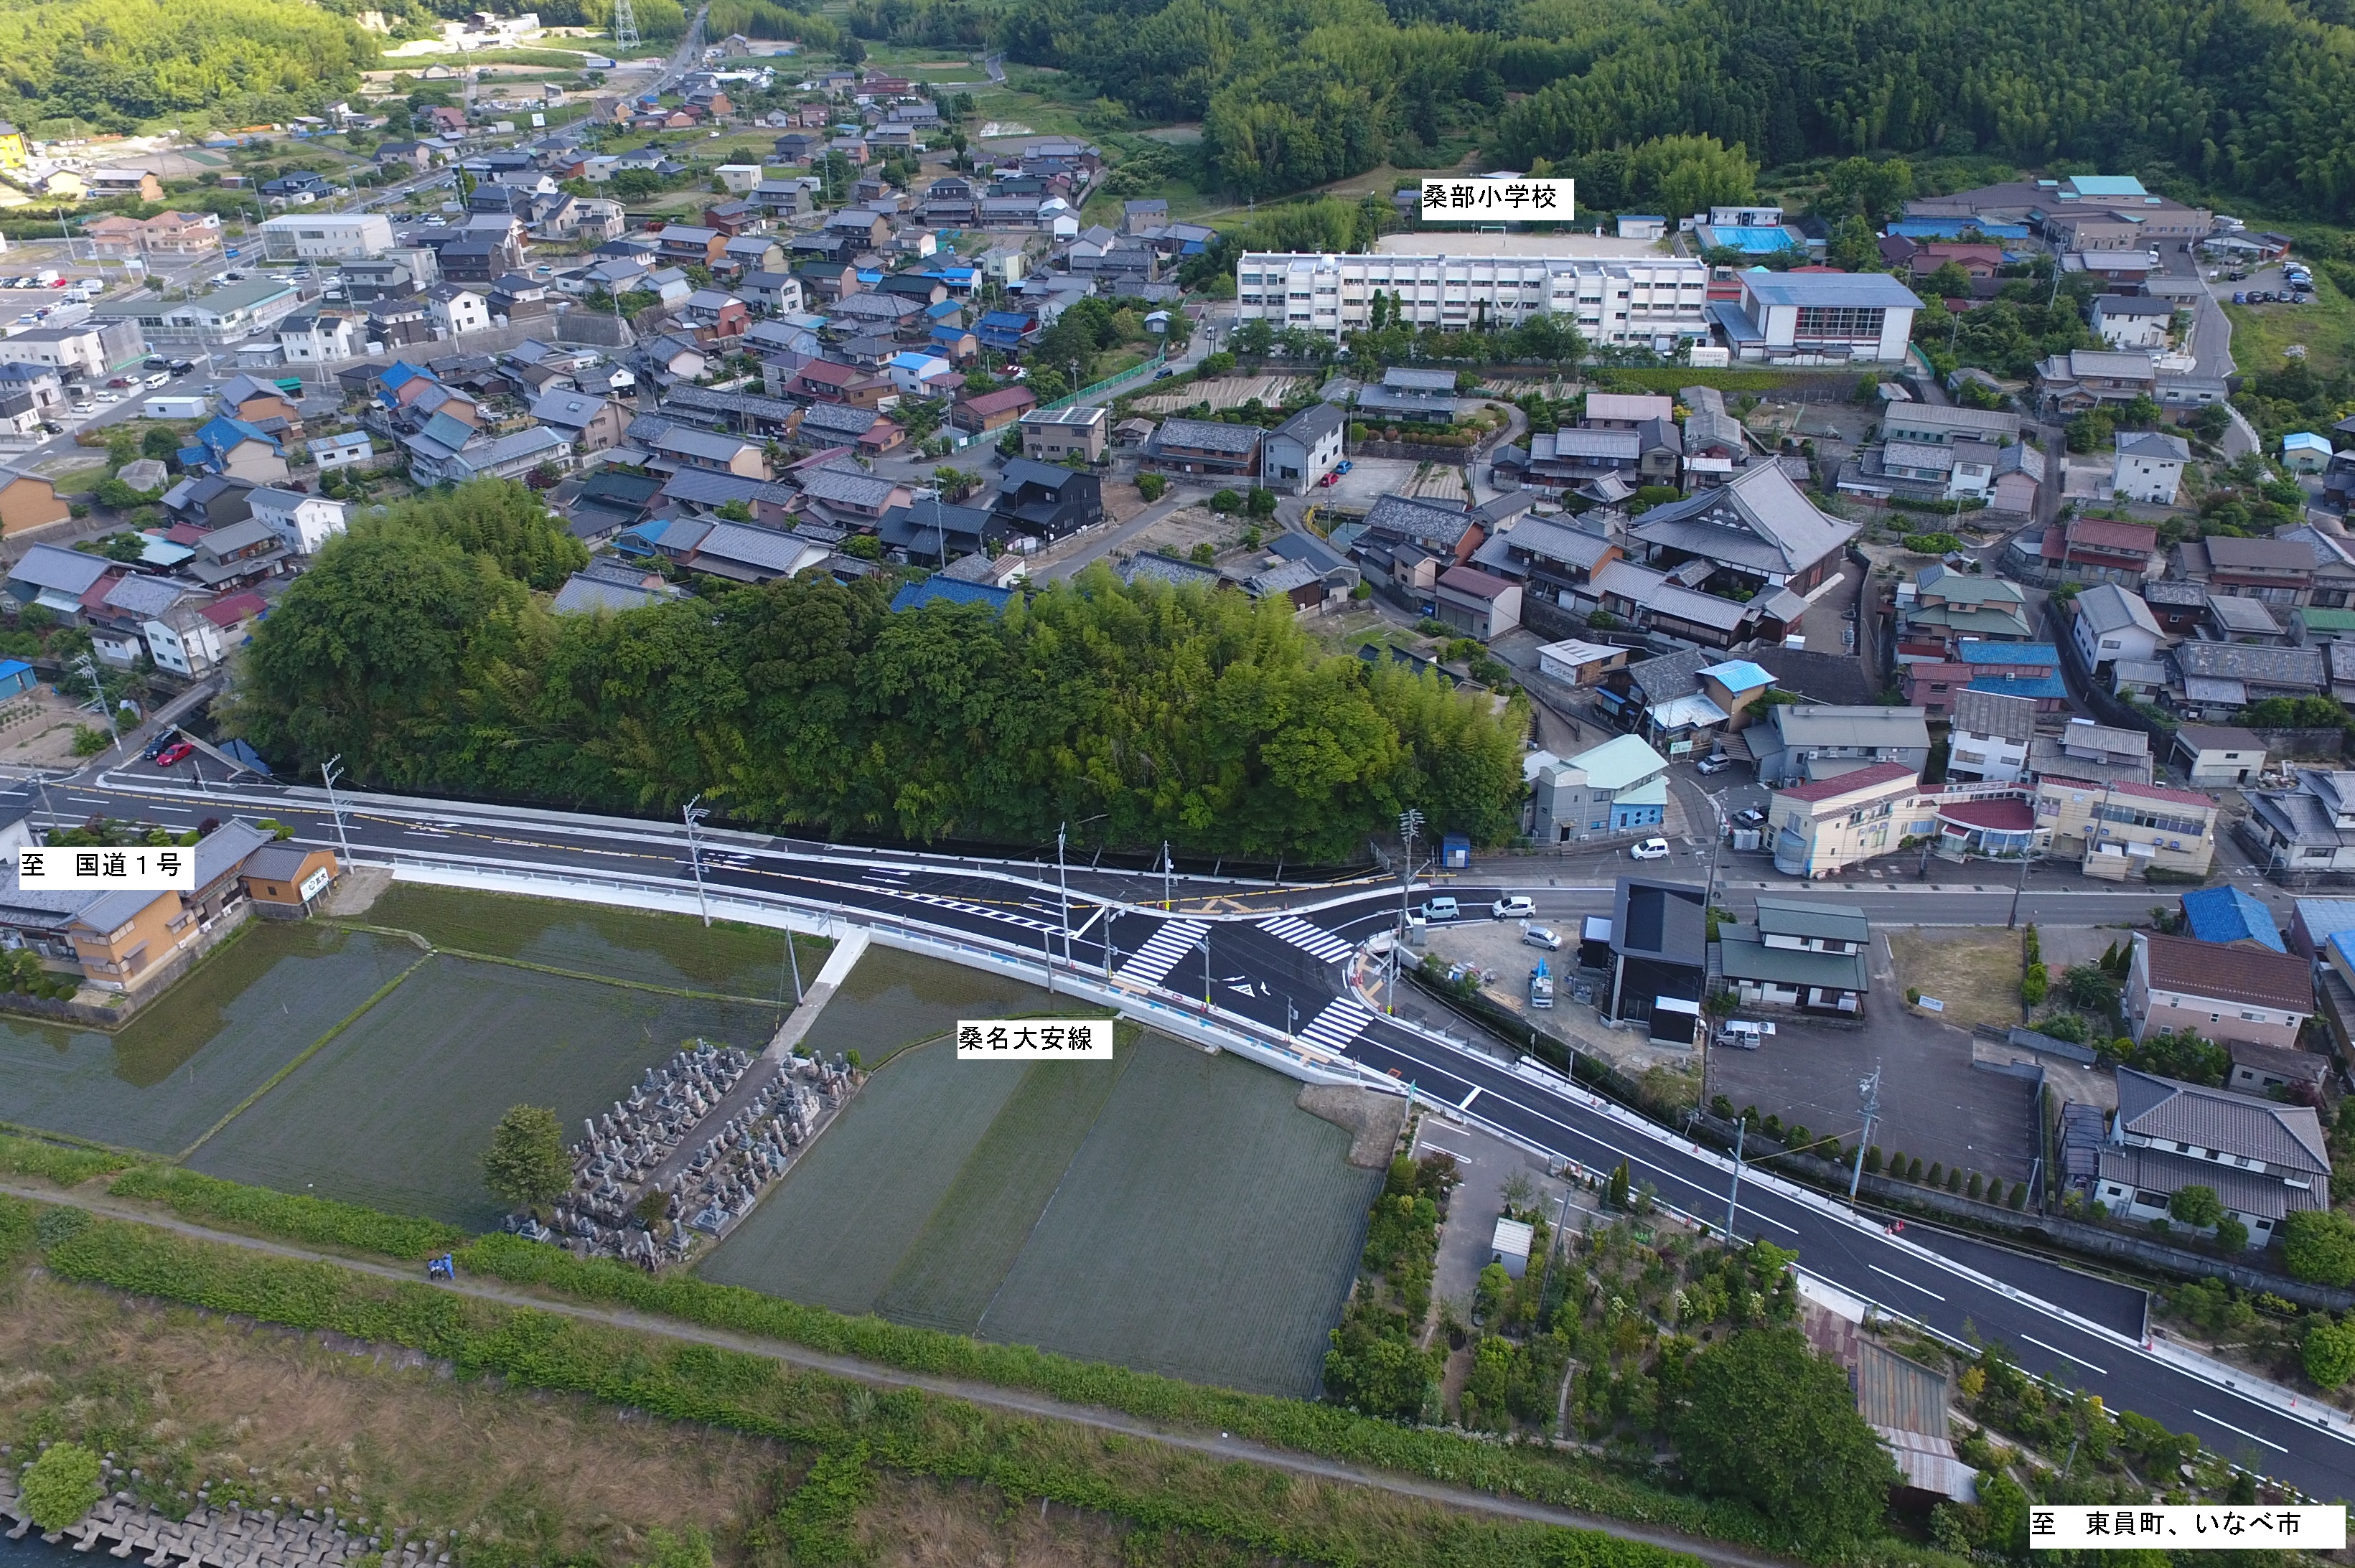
(1490, 894), (1534, 920)
(1629, 837), (1672, 860)
(1422, 896), (1459, 922)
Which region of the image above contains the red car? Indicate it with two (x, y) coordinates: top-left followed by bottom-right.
(154, 741), (196, 767)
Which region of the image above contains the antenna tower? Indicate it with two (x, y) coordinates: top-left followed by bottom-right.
(612, 0), (640, 48)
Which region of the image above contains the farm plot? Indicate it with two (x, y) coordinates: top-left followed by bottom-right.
(0, 924), (418, 1157)
(794, 944), (1056, 1067)
(351, 884), (825, 997)
(697, 1039), (1031, 1313)
(873, 1040), (1138, 1333)
(190, 955), (779, 1228)
(979, 1035), (1380, 1396)
(1130, 374), (1306, 415)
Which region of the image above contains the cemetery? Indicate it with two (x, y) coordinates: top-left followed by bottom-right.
(528, 1041), (855, 1267)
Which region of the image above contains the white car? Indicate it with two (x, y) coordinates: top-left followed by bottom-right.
(1695, 754), (1731, 775)
(1629, 837), (1672, 860)
(1491, 894), (1534, 920)
(1522, 924), (1562, 951)
(94, 390), (119, 403)
(70, 400), (94, 415)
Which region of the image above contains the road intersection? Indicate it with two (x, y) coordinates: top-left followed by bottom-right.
(14, 759), (2355, 1497)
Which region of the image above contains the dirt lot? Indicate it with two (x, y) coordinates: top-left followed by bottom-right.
(1118, 502), (1262, 560)
(1421, 919), (1700, 1084)
(0, 685), (115, 766)
(1886, 926), (2026, 1031)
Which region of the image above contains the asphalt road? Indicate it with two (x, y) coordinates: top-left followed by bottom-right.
(18, 759), (2355, 1497)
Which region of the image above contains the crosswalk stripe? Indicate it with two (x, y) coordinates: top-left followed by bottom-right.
(1115, 917), (1210, 988)
(1297, 996), (1376, 1052)
(1255, 915), (1356, 964)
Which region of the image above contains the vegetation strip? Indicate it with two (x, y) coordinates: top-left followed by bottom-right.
(414, 942), (797, 1008)
(172, 952), (436, 1160)
(19, 1164), (1802, 1559)
(21, 1206), (1751, 1568)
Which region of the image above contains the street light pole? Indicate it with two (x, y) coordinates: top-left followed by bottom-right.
(1849, 1062), (1882, 1203)
(320, 755), (355, 870)
(1057, 820), (1071, 970)
(682, 794), (710, 927)
(1723, 1117), (1746, 1244)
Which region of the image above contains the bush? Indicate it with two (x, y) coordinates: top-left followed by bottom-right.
(1136, 471), (1166, 502)
(0, 1132), (133, 1187)
(1901, 532), (1962, 554)
(2020, 962), (2048, 1007)
(1209, 488), (1242, 514)
(2214, 1214), (2248, 1251)
(21, 1442), (101, 1531)
(108, 1166), (466, 1259)
(2306, 1316), (2355, 1389)
(2285, 1209), (2355, 1287)
(2168, 1184), (2224, 1229)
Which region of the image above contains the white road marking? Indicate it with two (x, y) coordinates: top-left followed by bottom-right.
(2021, 1333), (2108, 1376)
(2193, 1409), (2288, 1453)
(1459, 1086), (1481, 1111)
(1870, 1264), (1944, 1300)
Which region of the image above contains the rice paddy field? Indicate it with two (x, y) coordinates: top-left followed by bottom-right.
(703, 1031), (1381, 1396)
(189, 955), (783, 1228)
(794, 942), (1057, 1066)
(0, 924), (419, 1158)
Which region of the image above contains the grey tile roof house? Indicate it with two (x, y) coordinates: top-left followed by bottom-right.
(1749, 704), (1933, 787)
(2094, 1066), (2328, 1236)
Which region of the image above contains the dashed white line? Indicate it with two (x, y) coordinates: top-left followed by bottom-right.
(1870, 1264), (1945, 1300)
(2193, 1409), (2288, 1453)
(2021, 1333), (2108, 1376)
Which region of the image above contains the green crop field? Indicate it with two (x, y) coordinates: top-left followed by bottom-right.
(698, 1038), (1032, 1311)
(0, 925), (418, 1157)
(794, 942), (1056, 1066)
(349, 884), (826, 998)
(873, 1040), (1137, 1333)
(980, 1037), (1380, 1396)
(190, 956), (780, 1228)
(703, 1030), (1380, 1396)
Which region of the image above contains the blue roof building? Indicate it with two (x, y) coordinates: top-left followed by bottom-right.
(1960, 641), (2068, 703)
(890, 578), (1014, 614)
(2180, 886), (2286, 953)
(976, 310), (1039, 350)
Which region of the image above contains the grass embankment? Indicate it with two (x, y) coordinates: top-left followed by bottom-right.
(14, 1201), (1710, 1568)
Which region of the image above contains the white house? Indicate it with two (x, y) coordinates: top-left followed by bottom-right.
(885, 351), (953, 399)
(428, 285), (492, 337)
(1262, 402), (1345, 494)
(2071, 582), (2166, 672)
(1721, 271), (1920, 363)
(2113, 430), (2190, 504)
(277, 312), (360, 364)
(144, 606), (225, 678)
(247, 487), (350, 555)
(1946, 688), (2035, 784)
(2089, 294), (2174, 350)
(306, 431), (373, 471)
(256, 212), (395, 260)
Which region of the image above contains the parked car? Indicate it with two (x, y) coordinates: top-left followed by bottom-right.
(1695, 754), (1731, 775)
(106, 376), (133, 388)
(2233, 291), (2247, 304)
(1317, 471), (1339, 487)
(154, 741), (197, 767)
(1491, 894), (1534, 920)
(1522, 924), (1562, 951)
(1629, 837), (1671, 860)
(1734, 807), (1767, 827)
(1334, 459), (1354, 474)
(1422, 896), (1460, 921)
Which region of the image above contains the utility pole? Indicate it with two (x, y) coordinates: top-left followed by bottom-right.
(682, 794), (710, 927)
(2006, 842), (2035, 929)
(1396, 807), (1424, 940)
(1057, 820), (1072, 970)
(72, 654), (117, 752)
(785, 928), (802, 1005)
(320, 756), (355, 870)
(1723, 1117), (1746, 1244)
(1849, 1062), (1882, 1203)
(1161, 838), (1171, 911)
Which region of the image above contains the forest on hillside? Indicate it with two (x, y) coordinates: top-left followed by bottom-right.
(0, 0), (378, 134)
(950, 0), (2355, 217)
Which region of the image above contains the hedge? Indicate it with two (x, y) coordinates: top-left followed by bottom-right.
(39, 1219), (1710, 1568)
(0, 1132), (138, 1188)
(107, 1166), (468, 1260)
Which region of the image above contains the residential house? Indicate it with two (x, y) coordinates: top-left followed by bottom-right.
(2171, 642), (2326, 717)
(648, 426), (770, 480)
(2024, 515), (2157, 587)
(880, 497), (1004, 563)
(2181, 885), (2287, 954)
(1468, 515), (1622, 616)
(2113, 431), (2191, 504)
(411, 426), (571, 487)
(1622, 460), (1855, 601)
(184, 418), (287, 486)
(1769, 764), (1921, 878)
(1019, 405), (1107, 464)
(244, 487), (348, 555)
(530, 390), (627, 453)
(2127, 931), (2313, 1051)
(2035, 348), (2158, 413)
(1143, 418), (1262, 478)
(2028, 719), (2153, 787)
(1715, 897), (1870, 1015)
(990, 458), (1102, 541)
(1262, 403), (1345, 494)
(2173, 726), (2268, 787)
(177, 517), (291, 591)
(1603, 877), (1709, 1043)
(306, 431), (373, 471)
(1901, 565), (2033, 650)
(1991, 443), (2047, 517)
(1955, 640), (2069, 713)
(1946, 689), (2038, 784)
(2244, 769), (2355, 877)
(795, 464), (913, 530)
(2091, 294), (2176, 349)
(5, 543), (113, 618)
(428, 284), (493, 337)
(1750, 705), (1934, 788)
(2228, 1043), (2328, 1099)
(2091, 1066), (2328, 1247)
(1527, 735), (1670, 844)
(2071, 583), (2166, 675)
(2176, 535), (2315, 604)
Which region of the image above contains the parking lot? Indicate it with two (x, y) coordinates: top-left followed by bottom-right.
(1705, 930), (2041, 1188)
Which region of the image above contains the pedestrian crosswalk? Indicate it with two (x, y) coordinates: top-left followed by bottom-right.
(1297, 995), (1377, 1053)
(1115, 917), (1210, 989)
(1256, 914), (1357, 964)
(897, 890), (1058, 934)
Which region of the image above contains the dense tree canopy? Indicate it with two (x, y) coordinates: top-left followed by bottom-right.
(1006, 0), (2355, 218)
(0, 0), (377, 133)
(225, 482), (1524, 860)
